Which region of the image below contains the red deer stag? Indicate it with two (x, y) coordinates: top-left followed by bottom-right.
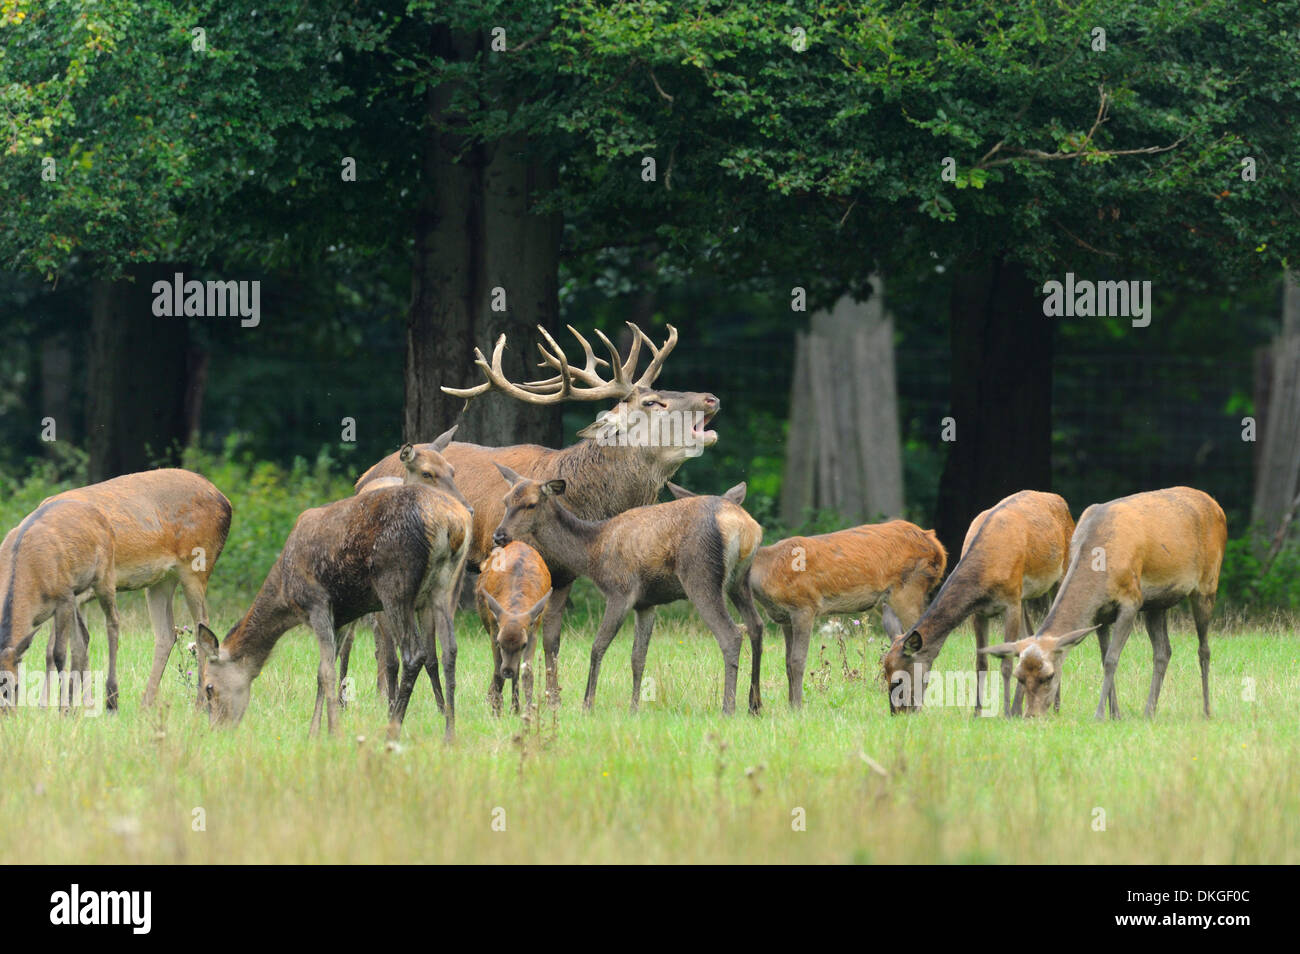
(980, 487), (1226, 718)
(476, 541), (551, 716)
(336, 430), (469, 706)
(0, 499), (120, 711)
(880, 490), (1075, 716)
(195, 446), (471, 740)
(355, 323), (719, 708)
(21, 469), (230, 708)
(492, 469), (762, 715)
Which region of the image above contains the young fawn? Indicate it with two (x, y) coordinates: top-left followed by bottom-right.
(981, 486), (1226, 718)
(0, 499), (120, 711)
(492, 466), (763, 715)
(476, 541), (551, 716)
(880, 490), (1076, 715)
(196, 442), (472, 740)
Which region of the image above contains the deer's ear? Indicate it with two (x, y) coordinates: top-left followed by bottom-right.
(1049, 625), (1099, 653)
(543, 479), (566, 497)
(527, 590), (552, 624)
(882, 606), (904, 640)
(901, 630), (923, 656)
(576, 409), (618, 440)
(431, 425), (458, 453)
(666, 482), (695, 500)
(495, 463), (524, 486)
(195, 624), (220, 661)
(723, 482), (747, 505)
(481, 593), (504, 620)
(979, 639), (1031, 659)
(399, 443), (415, 463)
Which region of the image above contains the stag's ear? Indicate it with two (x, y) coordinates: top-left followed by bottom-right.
(527, 590), (552, 624)
(543, 479), (566, 497)
(399, 443), (415, 464)
(195, 624), (220, 661)
(431, 425), (458, 453)
(495, 463), (524, 486)
(576, 409), (619, 440)
(901, 630), (923, 656)
(723, 482), (747, 505)
(882, 606), (904, 640)
(666, 481), (695, 500)
(1050, 625), (1100, 652)
(979, 638), (1032, 659)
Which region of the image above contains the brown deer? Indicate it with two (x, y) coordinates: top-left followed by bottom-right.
(744, 515), (946, 708)
(880, 490), (1075, 716)
(29, 469), (230, 708)
(980, 486), (1226, 719)
(336, 430), (469, 706)
(355, 323), (720, 708)
(0, 499), (121, 711)
(492, 467), (763, 714)
(476, 541), (552, 716)
(195, 452), (472, 740)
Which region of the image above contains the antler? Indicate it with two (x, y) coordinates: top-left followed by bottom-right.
(441, 322), (677, 404)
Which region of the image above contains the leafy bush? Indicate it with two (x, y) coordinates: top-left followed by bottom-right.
(1219, 532), (1300, 611)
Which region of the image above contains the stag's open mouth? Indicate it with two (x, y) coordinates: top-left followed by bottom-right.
(691, 410), (718, 445)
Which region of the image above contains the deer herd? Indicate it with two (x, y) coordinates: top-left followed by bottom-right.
(0, 322), (1228, 739)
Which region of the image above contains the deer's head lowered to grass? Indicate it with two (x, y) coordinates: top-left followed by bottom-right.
(978, 626), (1098, 716)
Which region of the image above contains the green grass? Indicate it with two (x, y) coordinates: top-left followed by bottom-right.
(1, 589), (1296, 864)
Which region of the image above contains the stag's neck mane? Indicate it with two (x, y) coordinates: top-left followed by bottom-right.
(222, 560), (300, 673)
(549, 437), (683, 518)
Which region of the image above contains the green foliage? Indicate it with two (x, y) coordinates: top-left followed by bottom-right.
(1220, 533), (1300, 612)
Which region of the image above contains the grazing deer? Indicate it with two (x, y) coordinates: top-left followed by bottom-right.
(28, 469), (230, 708)
(880, 490), (1075, 716)
(196, 450), (472, 740)
(743, 514), (946, 708)
(355, 323), (720, 708)
(0, 499), (120, 711)
(980, 486), (1226, 719)
(476, 542), (552, 716)
(336, 430), (469, 707)
(493, 468), (763, 714)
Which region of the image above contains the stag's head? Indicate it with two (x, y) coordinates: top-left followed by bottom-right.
(441, 322), (719, 469)
(979, 626), (1098, 716)
(481, 588), (551, 680)
(195, 624), (254, 726)
(397, 426), (473, 513)
(491, 465), (565, 549)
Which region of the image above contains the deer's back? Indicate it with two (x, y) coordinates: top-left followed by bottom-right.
(478, 540), (551, 611)
(960, 490), (1074, 601)
(752, 520), (945, 617)
(47, 469), (231, 586)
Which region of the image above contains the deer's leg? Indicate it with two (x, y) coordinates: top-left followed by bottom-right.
(541, 581), (571, 709)
(434, 602), (457, 742)
(306, 607), (341, 737)
(375, 614), (400, 705)
(71, 609), (94, 707)
(1095, 624), (1116, 714)
(730, 578), (764, 715)
(786, 609), (815, 709)
(1143, 607), (1172, 718)
(178, 572), (211, 710)
(1005, 605), (1028, 717)
(95, 584), (121, 713)
(1095, 607), (1137, 720)
(418, 604), (445, 714)
(486, 616), (505, 718)
(1191, 592), (1214, 718)
(335, 621), (355, 708)
(629, 606), (656, 713)
(45, 604), (74, 710)
(685, 583), (744, 716)
(583, 594), (632, 712)
(521, 628), (538, 717)
(384, 605), (425, 739)
(140, 579), (179, 708)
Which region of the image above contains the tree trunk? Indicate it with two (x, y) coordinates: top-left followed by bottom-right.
(86, 265), (197, 481)
(404, 26), (561, 449)
(1252, 271), (1300, 550)
(934, 258), (1054, 562)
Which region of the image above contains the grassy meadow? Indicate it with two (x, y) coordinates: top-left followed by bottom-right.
(1, 586), (1296, 865)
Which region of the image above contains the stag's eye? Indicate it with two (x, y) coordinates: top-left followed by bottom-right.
(642, 398), (665, 408)
(422, 471), (433, 479)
